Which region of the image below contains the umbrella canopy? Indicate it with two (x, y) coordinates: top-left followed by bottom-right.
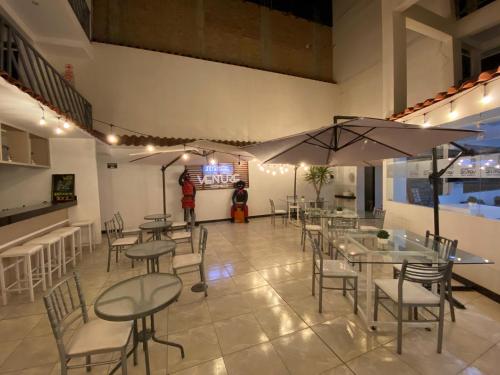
(129, 140), (254, 166)
(245, 117), (481, 166)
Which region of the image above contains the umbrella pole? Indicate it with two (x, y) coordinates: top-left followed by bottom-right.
(293, 165), (298, 204)
(431, 148), (440, 236)
(161, 165), (167, 216)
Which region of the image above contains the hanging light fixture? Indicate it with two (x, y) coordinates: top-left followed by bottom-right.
(107, 125), (118, 144)
(481, 84), (492, 104)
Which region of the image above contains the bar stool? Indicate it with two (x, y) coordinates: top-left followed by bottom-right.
(0, 244), (46, 305)
(25, 234), (62, 287)
(71, 220), (95, 253)
(51, 226), (82, 273)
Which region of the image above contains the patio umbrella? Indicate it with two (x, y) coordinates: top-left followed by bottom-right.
(129, 140), (254, 215)
(245, 116), (481, 234)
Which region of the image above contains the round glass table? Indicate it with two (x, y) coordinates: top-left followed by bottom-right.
(94, 273), (183, 375)
(125, 240), (176, 273)
(144, 213), (171, 221)
(139, 220), (172, 240)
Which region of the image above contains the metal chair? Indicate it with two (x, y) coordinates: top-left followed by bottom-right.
(114, 212), (143, 242)
(168, 214), (195, 253)
(172, 226), (209, 296)
(392, 230), (457, 322)
(300, 209), (322, 252)
(359, 207), (386, 230)
(44, 272), (134, 375)
(104, 219), (139, 272)
(269, 199), (286, 226)
(374, 260), (454, 354)
(309, 231), (358, 314)
(329, 217), (359, 260)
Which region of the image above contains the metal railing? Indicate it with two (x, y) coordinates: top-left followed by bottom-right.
(68, 0), (91, 39)
(0, 13), (92, 130)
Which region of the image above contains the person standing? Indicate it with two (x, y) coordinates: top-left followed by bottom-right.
(179, 169), (196, 224)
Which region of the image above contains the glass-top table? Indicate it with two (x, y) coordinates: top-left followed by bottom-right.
(125, 240), (176, 273)
(139, 221), (172, 240)
(144, 213), (171, 221)
(325, 228), (493, 329)
(94, 273), (183, 375)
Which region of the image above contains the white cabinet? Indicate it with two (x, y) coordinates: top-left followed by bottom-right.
(0, 123), (50, 168)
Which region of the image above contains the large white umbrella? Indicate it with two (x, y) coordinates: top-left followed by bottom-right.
(245, 117), (479, 166)
(245, 116), (481, 235)
(128, 140), (254, 215)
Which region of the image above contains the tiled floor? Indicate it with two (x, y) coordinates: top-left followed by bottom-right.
(0, 218), (499, 374)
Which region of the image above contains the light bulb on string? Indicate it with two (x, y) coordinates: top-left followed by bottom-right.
(55, 126), (63, 135)
(448, 101), (458, 119)
(259, 165), (265, 172)
(107, 125), (118, 144)
(146, 144), (155, 152)
(209, 158), (217, 165)
(182, 153), (189, 161)
(272, 171), (276, 176)
(63, 119), (70, 129)
(481, 84), (492, 105)
(266, 169), (270, 174)
(422, 113), (431, 128)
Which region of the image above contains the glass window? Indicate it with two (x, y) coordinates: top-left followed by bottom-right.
(386, 115), (500, 221)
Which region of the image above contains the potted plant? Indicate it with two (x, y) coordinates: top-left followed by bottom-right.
(376, 230), (390, 249)
(303, 166), (333, 204)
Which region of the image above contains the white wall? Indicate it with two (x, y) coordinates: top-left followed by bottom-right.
(97, 147), (337, 228)
(0, 138), (102, 242)
(47, 42), (338, 142)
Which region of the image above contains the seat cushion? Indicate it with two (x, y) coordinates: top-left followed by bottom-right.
(25, 235), (60, 246)
(1, 244), (42, 258)
(67, 319), (132, 356)
(374, 279), (440, 305)
(173, 253), (202, 269)
(122, 227), (141, 234)
(172, 221), (188, 227)
(306, 224), (322, 231)
(274, 209), (287, 214)
(52, 227), (79, 235)
(170, 231), (191, 240)
(316, 260), (357, 277)
(71, 220), (93, 226)
(112, 236), (138, 246)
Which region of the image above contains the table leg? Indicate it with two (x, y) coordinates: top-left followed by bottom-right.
(141, 317), (151, 375)
(150, 314), (185, 358)
(365, 263), (374, 329)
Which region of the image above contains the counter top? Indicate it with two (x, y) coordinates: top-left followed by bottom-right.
(0, 201), (77, 227)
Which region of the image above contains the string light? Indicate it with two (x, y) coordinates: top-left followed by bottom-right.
(63, 119), (70, 129)
(448, 101), (458, 119)
(272, 171), (276, 176)
(481, 84), (492, 104)
(55, 127), (63, 135)
(107, 125), (118, 144)
(209, 158), (217, 165)
(146, 144), (155, 152)
(182, 153), (189, 161)
(422, 113), (431, 128)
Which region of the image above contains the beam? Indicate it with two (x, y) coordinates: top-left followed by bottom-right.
(455, 0), (500, 38)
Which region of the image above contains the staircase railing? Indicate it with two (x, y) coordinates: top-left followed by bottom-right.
(0, 13), (92, 130)
(68, 0), (91, 39)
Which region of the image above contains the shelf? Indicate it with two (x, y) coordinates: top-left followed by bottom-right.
(0, 200), (77, 227)
(0, 160), (50, 168)
(335, 194), (356, 200)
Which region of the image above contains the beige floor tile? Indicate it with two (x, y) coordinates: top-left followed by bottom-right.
(448, 303), (500, 343)
(207, 293), (252, 321)
(206, 278), (239, 298)
(272, 279), (312, 302)
(0, 339), (22, 368)
(271, 328), (341, 374)
(171, 357), (227, 375)
(254, 304), (307, 339)
(283, 262), (312, 279)
(167, 324), (221, 373)
(240, 285), (285, 310)
(347, 347), (419, 375)
(258, 267), (295, 284)
(459, 343), (500, 375)
(0, 314), (43, 341)
(232, 272), (268, 290)
(214, 313), (269, 354)
(223, 261), (256, 276)
(288, 295), (353, 325)
(223, 342), (289, 375)
(320, 364), (355, 375)
(206, 265), (231, 281)
(0, 335), (59, 372)
(312, 315), (382, 362)
(168, 300), (211, 333)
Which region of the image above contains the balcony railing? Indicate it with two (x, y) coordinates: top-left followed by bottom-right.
(68, 0), (91, 39)
(0, 13), (92, 130)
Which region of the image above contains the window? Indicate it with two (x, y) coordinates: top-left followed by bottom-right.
(386, 115), (500, 220)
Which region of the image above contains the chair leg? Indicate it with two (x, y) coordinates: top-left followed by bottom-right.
(116, 246), (119, 263)
(318, 275), (323, 313)
(437, 290), (446, 353)
(447, 281), (456, 322)
(121, 348), (128, 375)
(190, 237), (194, 253)
(0, 259), (7, 305)
(200, 266), (207, 297)
(106, 247), (112, 272)
(311, 266), (316, 296)
(27, 255), (34, 303)
(397, 301), (403, 354)
(374, 286), (379, 322)
(353, 277), (358, 314)
(342, 278), (346, 296)
(85, 355), (91, 372)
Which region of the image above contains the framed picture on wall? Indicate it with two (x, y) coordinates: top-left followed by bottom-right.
(52, 174), (76, 203)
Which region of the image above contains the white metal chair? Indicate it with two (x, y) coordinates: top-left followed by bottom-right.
(168, 215), (195, 253)
(172, 226), (209, 296)
(330, 217), (360, 267)
(44, 272), (134, 375)
(114, 212), (143, 242)
(269, 199), (286, 226)
(359, 207), (386, 230)
(25, 234), (63, 287)
(310, 231), (358, 314)
(393, 230), (458, 322)
(374, 259), (453, 354)
(300, 209), (322, 252)
(0, 244), (46, 305)
(104, 219), (139, 272)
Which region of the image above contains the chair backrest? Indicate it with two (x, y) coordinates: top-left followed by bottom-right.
(425, 230), (458, 259)
(114, 212), (125, 237)
(198, 225), (208, 259)
(269, 199), (276, 214)
(373, 208), (386, 220)
(43, 272), (88, 359)
(399, 259), (453, 290)
(104, 219), (118, 247)
(308, 230), (324, 267)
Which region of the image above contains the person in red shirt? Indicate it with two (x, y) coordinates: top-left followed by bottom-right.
(231, 180), (249, 223)
(179, 169), (196, 224)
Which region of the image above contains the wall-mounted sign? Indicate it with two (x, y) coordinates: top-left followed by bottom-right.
(52, 174), (76, 203)
(186, 162), (249, 190)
